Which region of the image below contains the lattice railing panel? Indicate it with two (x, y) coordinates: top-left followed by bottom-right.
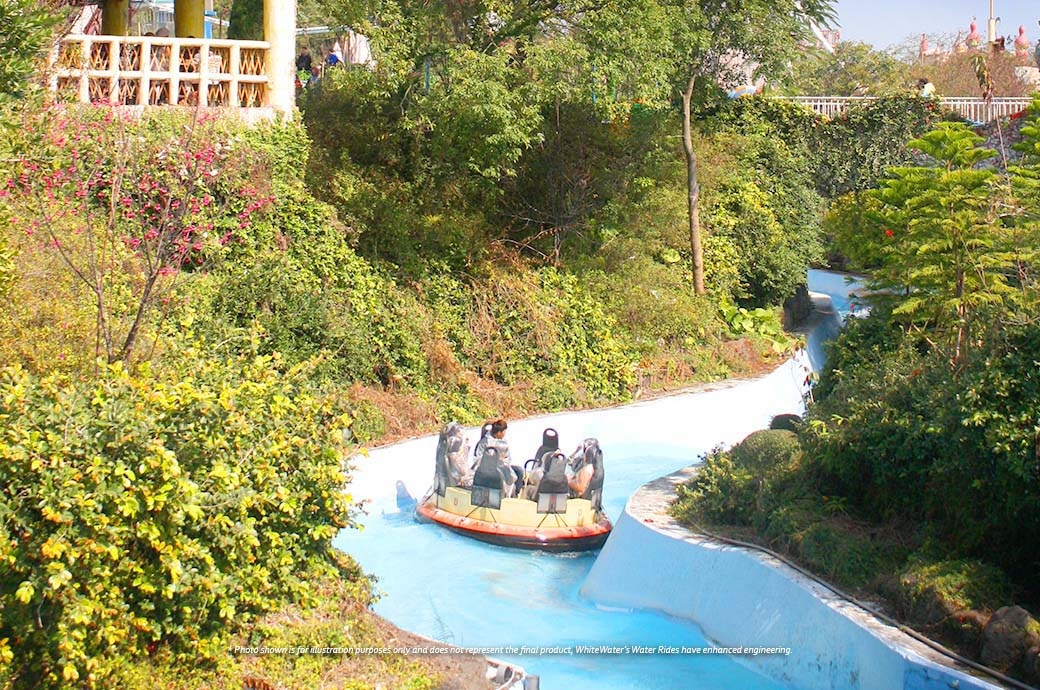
(148, 80), (170, 106)
(208, 81), (230, 107)
(56, 42), (82, 70)
(87, 77), (110, 103)
(118, 79), (139, 105)
(238, 81), (266, 108)
(88, 42), (110, 70)
(240, 48), (266, 76)
(52, 35), (271, 113)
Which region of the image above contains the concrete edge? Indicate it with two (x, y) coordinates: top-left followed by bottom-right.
(607, 464), (1008, 690)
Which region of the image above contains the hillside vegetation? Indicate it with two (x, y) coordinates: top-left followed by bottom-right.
(673, 97), (1040, 685)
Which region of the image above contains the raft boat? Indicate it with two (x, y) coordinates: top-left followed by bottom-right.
(415, 424), (612, 552)
(416, 486), (612, 552)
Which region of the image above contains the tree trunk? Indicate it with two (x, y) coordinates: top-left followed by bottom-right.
(681, 73), (705, 294)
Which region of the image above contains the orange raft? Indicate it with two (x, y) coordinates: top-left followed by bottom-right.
(415, 486), (612, 552)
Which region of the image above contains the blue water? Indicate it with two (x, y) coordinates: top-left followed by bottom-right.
(334, 271), (857, 689)
(336, 448), (787, 689)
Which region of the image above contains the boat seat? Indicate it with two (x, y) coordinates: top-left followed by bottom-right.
(531, 428), (560, 467)
(536, 492), (568, 514)
(470, 486), (502, 510)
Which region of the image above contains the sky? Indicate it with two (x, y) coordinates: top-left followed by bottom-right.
(833, 0), (1040, 51)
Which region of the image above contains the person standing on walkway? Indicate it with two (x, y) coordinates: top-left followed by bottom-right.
(296, 46), (312, 73)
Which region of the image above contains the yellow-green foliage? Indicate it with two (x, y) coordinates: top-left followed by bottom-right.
(0, 346), (357, 688)
(464, 265), (636, 405)
(0, 227), (98, 374)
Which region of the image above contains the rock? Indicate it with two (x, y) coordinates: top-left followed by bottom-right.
(782, 284), (812, 329)
(980, 605), (1040, 672)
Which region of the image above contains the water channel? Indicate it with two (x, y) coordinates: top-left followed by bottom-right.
(333, 270), (859, 690)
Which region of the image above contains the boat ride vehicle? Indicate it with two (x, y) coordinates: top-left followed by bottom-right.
(415, 423), (612, 552)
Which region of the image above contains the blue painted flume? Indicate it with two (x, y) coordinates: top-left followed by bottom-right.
(333, 270), (860, 689)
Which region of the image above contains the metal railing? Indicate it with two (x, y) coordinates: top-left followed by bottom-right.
(50, 34), (270, 109)
(778, 95), (1034, 121)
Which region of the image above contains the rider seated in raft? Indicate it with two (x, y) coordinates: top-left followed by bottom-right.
(470, 419), (523, 498)
(472, 445), (517, 499)
(486, 418), (523, 496)
(433, 421), (471, 494)
(566, 438), (604, 510)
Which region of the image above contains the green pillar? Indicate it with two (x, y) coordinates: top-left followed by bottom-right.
(174, 0), (206, 38)
(101, 0), (129, 36)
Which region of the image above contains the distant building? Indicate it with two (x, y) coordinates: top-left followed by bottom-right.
(816, 28), (841, 52)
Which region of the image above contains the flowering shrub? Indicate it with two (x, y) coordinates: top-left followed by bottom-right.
(0, 345), (357, 687)
(0, 106), (270, 366)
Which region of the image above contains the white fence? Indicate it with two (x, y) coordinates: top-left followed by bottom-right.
(778, 96), (1034, 122)
(50, 34), (270, 109)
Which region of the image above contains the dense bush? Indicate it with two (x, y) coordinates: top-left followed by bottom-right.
(672, 430), (803, 527)
(730, 429), (803, 474)
(707, 94), (949, 199)
(0, 105), (272, 368)
(463, 265), (636, 404)
(809, 95), (947, 198)
(0, 346), (356, 687)
(805, 318), (1040, 591)
(701, 133), (824, 306)
(672, 428), (913, 589)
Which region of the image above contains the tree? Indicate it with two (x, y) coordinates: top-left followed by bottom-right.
(863, 123), (1020, 366)
(227, 0), (262, 40)
(571, 0), (834, 293)
(782, 40), (912, 96)
(918, 51), (1036, 98)
(675, 0), (834, 294)
(531, 0), (831, 293)
(0, 0), (61, 99)
(2, 108), (269, 366)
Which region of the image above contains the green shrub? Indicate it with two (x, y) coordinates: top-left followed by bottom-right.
(0, 2), (60, 99)
(672, 449), (756, 526)
(700, 133), (823, 307)
(583, 253), (722, 350)
(0, 346), (357, 686)
(540, 269), (636, 401)
(769, 414), (802, 431)
(463, 266), (635, 403)
(730, 429), (802, 475)
(347, 399), (388, 445)
(805, 316), (1040, 594)
(795, 523), (893, 589)
(532, 376), (580, 412)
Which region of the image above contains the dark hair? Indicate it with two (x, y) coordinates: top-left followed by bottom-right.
(491, 418), (508, 435)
